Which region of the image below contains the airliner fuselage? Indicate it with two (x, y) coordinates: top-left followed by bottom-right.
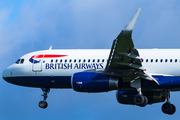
(3, 49), (180, 91)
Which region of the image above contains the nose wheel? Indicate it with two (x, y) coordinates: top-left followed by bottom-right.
(39, 101), (48, 108)
(39, 88), (50, 109)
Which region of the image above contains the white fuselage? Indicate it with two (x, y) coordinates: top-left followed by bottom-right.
(2, 49), (180, 89)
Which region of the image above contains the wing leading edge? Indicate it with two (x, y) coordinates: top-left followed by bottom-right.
(104, 8), (159, 85)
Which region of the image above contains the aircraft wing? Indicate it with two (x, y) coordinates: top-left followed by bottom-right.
(104, 8), (159, 84)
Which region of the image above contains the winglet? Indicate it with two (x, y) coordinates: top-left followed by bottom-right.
(123, 8), (141, 31)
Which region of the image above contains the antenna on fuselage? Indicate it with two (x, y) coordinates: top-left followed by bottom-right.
(49, 46), (52, 50)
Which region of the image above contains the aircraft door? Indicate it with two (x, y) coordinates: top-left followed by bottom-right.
(32, 53), (45, 72)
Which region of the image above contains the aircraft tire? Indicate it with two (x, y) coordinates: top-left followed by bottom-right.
(39, 101), (48, 109)
(168, 104), (176, 115)
(133, 94), (145, 106)
(140, 96), (148, 107)
(161, 103), (176, 115)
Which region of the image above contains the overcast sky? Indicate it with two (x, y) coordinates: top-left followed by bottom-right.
(1, 0), (180, 120)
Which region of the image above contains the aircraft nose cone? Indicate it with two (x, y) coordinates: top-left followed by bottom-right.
(2, 68), (10, 81)
(2, 69), (6, 79)
(2, 64), (17, 83)
(2, 64), (26, 85)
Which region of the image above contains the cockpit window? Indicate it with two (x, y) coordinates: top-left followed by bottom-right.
(15, 59), (25, 64)
(15, 59), (21, 64)
(20, 59), (24, 64)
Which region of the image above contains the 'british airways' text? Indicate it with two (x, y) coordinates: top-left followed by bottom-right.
(45, 63), (104, 69)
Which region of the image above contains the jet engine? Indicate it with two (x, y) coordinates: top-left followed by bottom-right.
(116, 91), (165, 105)
(71, 72), (122, 92)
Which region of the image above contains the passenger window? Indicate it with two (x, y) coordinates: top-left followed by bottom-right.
(83, 59), (86, 62)
(93, 59), (95, 62)
(65, 59), (67, 62)
(88, 59), (90, 62)
(60, 59), (62, 62)
(151, 59), (153, 62)
(69, 59), (72, 63)
(175, 59), (177, 62)
(146, 59), (148, 62)
(170, 59), (172, 62)
(102, 59), (104, 62)
(79, 59), (81, 62)
(51, 59), (53, 62)
(156, 59), (158, 62)
(15, 59), (21, 64)
(74, 59), (76, 63)
(55, 59), (58, 62)
(165, 59), (167, 62)
(20, 59), (24, 64)
(97, 59), (100, 62)
(160, 59), (163, 62)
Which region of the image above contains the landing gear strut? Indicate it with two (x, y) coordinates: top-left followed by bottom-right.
(161, 91), (176, 115)
(39, 88), (50, 109)
(131, 78), (148, 107)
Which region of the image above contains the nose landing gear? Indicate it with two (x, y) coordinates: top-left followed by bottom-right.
(39, 88), (50, 109)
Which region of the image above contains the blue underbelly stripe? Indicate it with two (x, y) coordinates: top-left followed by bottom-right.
(4, 75), (180, 89)
(3, 76), (72, 88)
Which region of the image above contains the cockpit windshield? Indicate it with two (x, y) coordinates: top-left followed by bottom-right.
(15, 59), (21, 64)
(15, 59), (25, 64)
(20, 59), (24, 64)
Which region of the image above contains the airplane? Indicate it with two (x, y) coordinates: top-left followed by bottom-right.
(2, 8), (179, 115)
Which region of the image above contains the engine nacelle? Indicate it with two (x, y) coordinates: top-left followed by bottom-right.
(116, 91), (165, 105)
(71, 72), (122, 92)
